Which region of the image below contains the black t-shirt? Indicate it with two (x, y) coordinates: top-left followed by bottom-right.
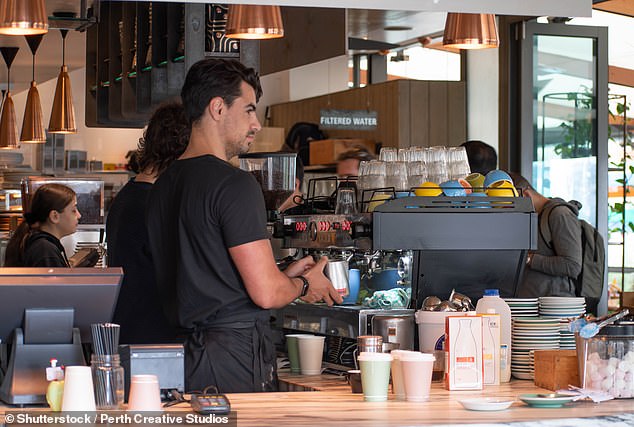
(22, 230), (70, 267)
(147, 155), (269, 330)
(106, 178), (180, 344)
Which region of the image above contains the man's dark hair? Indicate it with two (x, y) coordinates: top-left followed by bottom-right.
(460, 140), (497, 175)
(180, 58), (262, 124)
(137, 102), (190, 176)
(336, 147), (376, 163)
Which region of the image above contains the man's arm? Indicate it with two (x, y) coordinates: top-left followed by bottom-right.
(229, 239), (342, 309)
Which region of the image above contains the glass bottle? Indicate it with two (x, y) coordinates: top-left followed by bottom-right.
(91, 354), (124, 409)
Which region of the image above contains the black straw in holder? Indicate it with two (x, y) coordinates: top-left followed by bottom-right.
(90, 323), (123, 409)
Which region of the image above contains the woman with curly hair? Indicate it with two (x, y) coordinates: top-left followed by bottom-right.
(106, 101), (190, 344)
(5, 184), (80, 267)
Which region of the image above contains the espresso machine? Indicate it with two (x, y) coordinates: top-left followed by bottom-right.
(270, 175), (537, 370)
(267, 178), (417, 369)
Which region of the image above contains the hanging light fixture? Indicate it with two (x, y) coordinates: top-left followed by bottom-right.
(442, 13), (498, 50)
(0, 0), (48, 35)
(226, 5), (284, 40)
(49, 29), (76, 134)
(21, 34), (45, 143)
(0, 46), (19, 149)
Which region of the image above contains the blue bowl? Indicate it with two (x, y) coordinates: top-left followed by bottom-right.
(484, 170), (512, 188)
(440, 180), (467, 197)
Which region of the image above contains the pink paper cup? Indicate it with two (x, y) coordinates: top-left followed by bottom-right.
(400, 352), (435, 402)
(127, 374), (162, 411)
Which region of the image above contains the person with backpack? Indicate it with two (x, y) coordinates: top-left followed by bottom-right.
(509, 173), (583, 299)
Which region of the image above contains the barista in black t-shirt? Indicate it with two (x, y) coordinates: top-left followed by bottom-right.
(147, 59), (341, 393)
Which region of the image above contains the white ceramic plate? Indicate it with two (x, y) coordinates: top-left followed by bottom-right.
(459, 398), (515, 411)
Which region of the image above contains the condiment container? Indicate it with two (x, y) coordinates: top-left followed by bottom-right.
(584, 323), (634, 398)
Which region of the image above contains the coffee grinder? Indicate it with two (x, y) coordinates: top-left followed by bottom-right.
(239, 152), (299, 263)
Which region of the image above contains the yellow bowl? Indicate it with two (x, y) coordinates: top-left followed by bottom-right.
(368, 194), (392, 212)
(414, 182), (443, 197)
(486, 180), (518, 197)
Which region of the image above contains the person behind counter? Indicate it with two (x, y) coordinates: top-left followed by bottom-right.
(147, 58), (342, 394)
(509, 172), (582, 298)
(107, 102), (190, 344)
(460, 140), (497, 175)
(336, 147), (375, 177)
(5, 184), (80, 267)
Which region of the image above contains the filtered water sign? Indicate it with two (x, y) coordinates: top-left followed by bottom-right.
(319, 109), (378, 131)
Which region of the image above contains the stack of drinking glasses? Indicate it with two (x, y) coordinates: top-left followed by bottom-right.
(91, 323), (124, 409)
(356, 146), (472, 211)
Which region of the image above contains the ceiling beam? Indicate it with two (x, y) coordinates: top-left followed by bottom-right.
(147, 0), (592, 18)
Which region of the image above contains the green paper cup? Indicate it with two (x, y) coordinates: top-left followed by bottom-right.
(286, 334), (312, 374)
(358, 352), (393, 402)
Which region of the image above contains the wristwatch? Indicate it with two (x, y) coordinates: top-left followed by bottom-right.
(297, 275), (310, 297)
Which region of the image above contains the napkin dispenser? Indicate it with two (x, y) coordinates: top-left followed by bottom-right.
(119, 344), (185, 401)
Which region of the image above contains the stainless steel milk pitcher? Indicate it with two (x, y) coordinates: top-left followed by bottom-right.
(324, 259), (350, 297)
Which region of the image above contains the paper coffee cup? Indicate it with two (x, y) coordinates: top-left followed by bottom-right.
(391, 350), (417, 400)
(400, 352), (435, 402)
(286, 334), (313, 374)
(61, 366), (96, 411)
(297, 335), (325, 375)
(358, 352), (393, 402)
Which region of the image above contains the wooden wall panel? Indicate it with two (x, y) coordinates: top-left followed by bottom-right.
(260, 7), (346, 76)
(409, 81), (429, 147)
(448, 81), (467, 146)
(268, 79), (466, 155)
(428, 82), (449, 147)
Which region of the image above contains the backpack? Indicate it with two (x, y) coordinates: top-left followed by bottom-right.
(539, 201), (605, 315)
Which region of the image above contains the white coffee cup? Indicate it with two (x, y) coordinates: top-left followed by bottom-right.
(391, 350), (417, 400)
(61, 366), (96, 411)
(400, 352), (435, 402)
(127, 374), (162, 411)
(296, 335), (326, 375)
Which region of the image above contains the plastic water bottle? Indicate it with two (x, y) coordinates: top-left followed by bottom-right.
(476, 289), (512, 382)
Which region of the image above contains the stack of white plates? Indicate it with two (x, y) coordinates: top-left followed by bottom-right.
(538, 297), (586, 319)
(559, 320), (577, 349)
(511, 317), (560, 380)
(538, 297), (586, 350)
(504, 298), (539, 317)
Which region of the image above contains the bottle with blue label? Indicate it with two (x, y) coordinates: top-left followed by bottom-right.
(476, 289), (512, 382)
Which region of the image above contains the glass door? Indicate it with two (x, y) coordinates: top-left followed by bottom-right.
(516, 21), (608, 314)
(519, 21), (608, 233)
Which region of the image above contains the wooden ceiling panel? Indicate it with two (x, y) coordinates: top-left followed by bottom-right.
(594, 0), (634, 17)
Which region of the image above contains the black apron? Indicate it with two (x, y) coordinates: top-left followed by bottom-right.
(185, 317), (278, 393)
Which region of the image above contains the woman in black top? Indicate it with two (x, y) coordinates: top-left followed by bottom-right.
(5, 184), (81, 267)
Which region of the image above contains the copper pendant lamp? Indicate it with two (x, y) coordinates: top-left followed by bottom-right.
(49, 29), (76, 134)
(0, 47), (19, 150)
(21, 34), (45, 143)
(0, 0), (48, 35)
(226, 5), (284, 40)
(443, 13), (498, 50)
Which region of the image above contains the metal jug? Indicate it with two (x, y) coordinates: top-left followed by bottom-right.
(324, 259), (349, 297)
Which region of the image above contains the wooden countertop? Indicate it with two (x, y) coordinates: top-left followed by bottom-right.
(1, 373), (633, 426)
(221, 372), (633, 427)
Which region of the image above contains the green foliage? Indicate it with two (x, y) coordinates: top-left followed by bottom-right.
(554, 90), (595, 159)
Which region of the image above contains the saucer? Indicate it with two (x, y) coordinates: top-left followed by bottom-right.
(459, 398), (514, 411)
(518, 393), (576, 408)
